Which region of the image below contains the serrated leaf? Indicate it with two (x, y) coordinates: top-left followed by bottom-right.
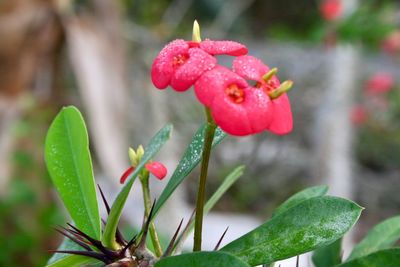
(153, 124), (226, 217)
(347, 215), (400, 261)
(46, 238), (100, 267)
(154, 251), (250, 267)
(273, 185), (329, 217)
(102, 124), (172, 249)
(312, 238), (342, 267)
(45, 106), (100, 239)
(221, 196), (362, 266)
(337, 248), (400, 267)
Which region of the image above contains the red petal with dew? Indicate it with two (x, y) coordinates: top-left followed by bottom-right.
(211, 87), (272, 136)
(194, 66), (247, 107)
(171, 48), (217, 91)
(267, 94), (293, 135)
(200, 40), (248, 56)
(151, 39), (189, 89)
(233, 55), (270, 81)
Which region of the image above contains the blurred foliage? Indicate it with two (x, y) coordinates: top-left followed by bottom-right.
(356, 86), (400, 171)
(0, 102), (63, 267)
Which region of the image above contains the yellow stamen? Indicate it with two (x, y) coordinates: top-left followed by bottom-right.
(192, 20), (202, 42)
(268, 80), (294, 99)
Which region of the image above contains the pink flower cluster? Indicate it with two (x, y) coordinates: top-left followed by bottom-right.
(151, 38), (293, 136)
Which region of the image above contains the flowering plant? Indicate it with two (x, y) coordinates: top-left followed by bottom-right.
(44, 21), (400, 267)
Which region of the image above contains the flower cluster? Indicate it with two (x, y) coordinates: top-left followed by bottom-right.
(151, 22), (293, 136)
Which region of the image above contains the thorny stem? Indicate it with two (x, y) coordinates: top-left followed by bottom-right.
(140, 172), (163, 257)
(193, 107), (217, 251)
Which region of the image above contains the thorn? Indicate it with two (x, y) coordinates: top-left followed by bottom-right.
(214, 227), (229, 251)
(162, 219), (184, 257)
(296, 255), (300, 267)
(172, 209), (196, 252)
(120, 235), (137, 257)
(98, 184), (110, 214)
(49, 250), (111, 263)
(66, 223), (120, 259)
(55, 227), (92, 251)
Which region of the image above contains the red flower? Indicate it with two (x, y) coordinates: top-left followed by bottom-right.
(365, 72), (394, 95)
(151, 39), (247, 91)
(120, 162), (167, 184)
(233, 55), (293, 135)
(381, 31), (400, 55)
(350, 105), (368, 126)
(320, 0), (342, 21)
(195, 66), (273, 136)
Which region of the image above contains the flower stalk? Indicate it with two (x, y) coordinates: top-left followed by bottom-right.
(193, 107), (217, 251)
(139, 171), (163, 257)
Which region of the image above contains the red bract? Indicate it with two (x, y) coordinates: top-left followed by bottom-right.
(381, 31), (400, 55)
(195, 66), (273, 136)
(120, 166), (135, 184)
(151, 39), (248, 91)
(145, 162), (167, 180)
(233, 55), (293, 135)
(120, 162), (167, 184)
(365, 72), (394, 95)
(320, 0), (342, 21)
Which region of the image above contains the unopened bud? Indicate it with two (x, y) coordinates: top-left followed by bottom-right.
(192, 20), (202, 42)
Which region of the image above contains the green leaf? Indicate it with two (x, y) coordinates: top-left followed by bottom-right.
(337, 248), (400, 267)
(102, 124), (173, 249)
(154, 251), (250, 267)
(46, 238), (100, 267)
(45, 106), (100, 239)
(312, 238), (342, 267)
(221, 196), (362, 266)
(153, 124), (226, 217)
(347, 215), (400, 261)
(273, 185), (329, 217)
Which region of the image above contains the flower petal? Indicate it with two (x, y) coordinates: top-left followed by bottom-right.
(267, 94), (293, 135)
(233, 55), (270, 81)
(145, 162), (167, 180)
(211, 87), (272, 136)
(171, 48), (217, 91)
(200, 40), (248, 56)
(120, 166), (135, 184)
(151, 39), (189, 89)
(194, 66), (248, 107)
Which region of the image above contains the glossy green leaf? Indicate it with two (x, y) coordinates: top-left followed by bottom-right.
(45, 106), (100, 239)
(173, 165), (245, 250)
(46, 238), (99, 267)
(337, 248), (400, 267)
(154, 251), (250, 267)
(102, 124), (173, 249)
(221, 196), (362, 266)
(347, 215), (400, 261)
(153, 124), (226, 217)
(312, 238), (342, 267)
(273, 185), (329, 217)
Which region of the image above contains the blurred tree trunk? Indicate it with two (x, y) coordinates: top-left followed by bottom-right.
(0, 0), (64, 195)
(60, 0), (130, 183)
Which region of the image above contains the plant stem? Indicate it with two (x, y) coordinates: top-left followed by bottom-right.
(193, 107), (217, 251)
(140, 172), (163, 257)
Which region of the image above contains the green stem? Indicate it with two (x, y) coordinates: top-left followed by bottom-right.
(193, 107), (217, 251)
(140, 172), (163, 257)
